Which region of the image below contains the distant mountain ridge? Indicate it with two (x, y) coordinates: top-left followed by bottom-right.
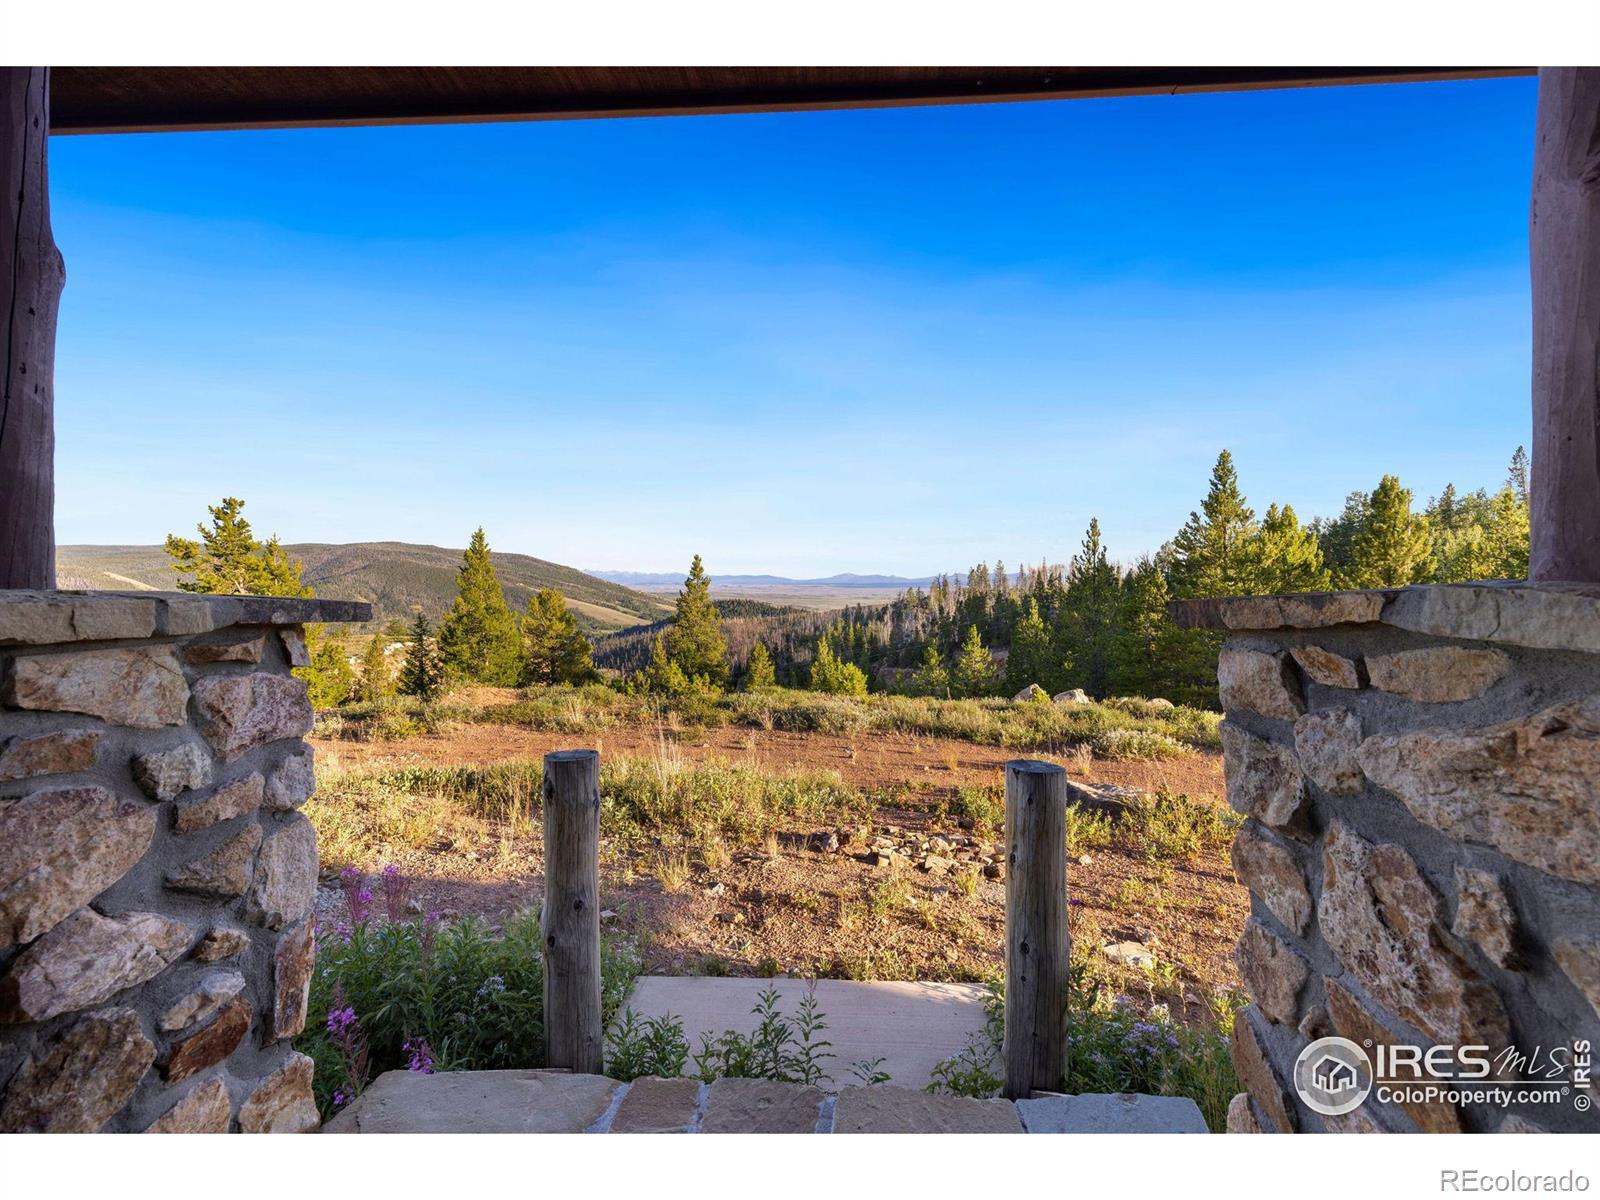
(591, 570), (942, 589)
(57, 542), (671, 634)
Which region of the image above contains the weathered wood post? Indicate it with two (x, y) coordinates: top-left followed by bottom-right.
(1002, 758), (1069, 1099)
(1530, 67), (1600, 583)
(1, 67), (63, 591)
(542, 749), (604, 1074)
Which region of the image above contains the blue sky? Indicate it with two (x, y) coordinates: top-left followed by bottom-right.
(50, 76), (1536, 577)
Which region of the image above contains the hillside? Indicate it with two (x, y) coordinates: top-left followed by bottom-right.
(56, 543), (672, 634)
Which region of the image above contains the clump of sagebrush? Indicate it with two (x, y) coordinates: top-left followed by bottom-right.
(1116, 787), (1241, 862)
(297, 866), (641, 1117)
(924, 969), (1242, 1132)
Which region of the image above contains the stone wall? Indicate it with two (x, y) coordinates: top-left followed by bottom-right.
(0, 590), (367, 1132)
(1172, 582), (1600, 1134)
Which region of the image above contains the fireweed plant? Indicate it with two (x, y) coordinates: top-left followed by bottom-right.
(607, 985), (836, 1086)
(297, 865), (641, 1116)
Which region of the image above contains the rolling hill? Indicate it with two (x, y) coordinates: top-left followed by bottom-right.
(56, 542), (672, 634)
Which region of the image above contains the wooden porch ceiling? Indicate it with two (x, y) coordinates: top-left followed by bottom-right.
(49, 66), (1531, 134)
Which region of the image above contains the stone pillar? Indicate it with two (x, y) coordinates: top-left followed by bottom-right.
(1172, 583), (1600, 1135)
(0, 590), (368, 1132)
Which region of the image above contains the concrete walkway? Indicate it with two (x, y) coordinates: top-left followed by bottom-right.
(621, 976), (991, 1092)
(323, 1069), (1211, 1134)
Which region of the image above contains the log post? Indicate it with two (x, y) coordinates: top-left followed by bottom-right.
(1002, 758), (1070, 1099)
(1530, 67), (1600, 583)
(541, 749), (603, 1074)
(1, 68), (62, 590)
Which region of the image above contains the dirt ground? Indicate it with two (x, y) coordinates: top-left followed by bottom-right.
(309, 715), (1247, 1015)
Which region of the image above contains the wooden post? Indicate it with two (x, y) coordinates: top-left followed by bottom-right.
(1, 68), (62, 591)
(1530, 67), (1600, 583)
(541, 749), (603, 1074)
(1002, 758), (1069, 1099)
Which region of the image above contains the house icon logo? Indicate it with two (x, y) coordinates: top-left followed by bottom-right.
(1293, 1036), (1374, 1116)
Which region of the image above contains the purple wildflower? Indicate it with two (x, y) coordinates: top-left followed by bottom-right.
(381, 863), (410, 923)
(403, 1037), (435, 1074)
(341, 865), (373, 924)
(332, 1089), (350, 1108)
(327, 1005), (358, 1037)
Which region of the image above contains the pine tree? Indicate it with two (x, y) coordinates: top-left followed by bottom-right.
(912, 642), (950, 698)
(1346, 475), (1434, 587)
(1251, 504), (1331, 593)
(744, 642), (777, 692)
(951, 624), (996, 698)
(1169, 451), (1258, 597)
(1054, 518), (1121, 696)
(165, 497), (313, 597)
(437, 529), (523, 685)
(809, 637), (867, 696)
(355, 632), (393, 702)
(520, 588), (595, 686)
(1003, 597), (1051, 695)
(1507, 445), (1530, 507)
(399, 614), (444, 701)
(640, 631), (690, 695)
(305, 636), (354, 708)
(1315, 490), (1373, 587)
(666, 555), (729, 689)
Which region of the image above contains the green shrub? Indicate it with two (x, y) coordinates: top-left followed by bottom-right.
(1117, 787), (1241, 862)
(951, 784), (1004, 833)
(1087, 727), (1190, 761)
(607, 1010), (691, 1082)
(1063, 803), (1113, 855)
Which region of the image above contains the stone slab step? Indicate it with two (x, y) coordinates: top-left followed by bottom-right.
(327, 1070), (1212, 1134)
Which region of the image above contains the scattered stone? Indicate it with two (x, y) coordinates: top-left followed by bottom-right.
(159, 970), (247, 1032)
(182, 630), (266, 665)
(609, 1076), (700, 1133)
(164, 996), (253, 1082)
(1053, 688), (1090, 705)
(928, 836), (954, 855)
(0, 1007), (155, 1132)
(1225, 1091), (1263, 1133)
(0, 908), (191, 1023)
(193, 926), (250, 962)
(173, 773), (265, 834)
(1324, 976), (1463, 1133)
(1231, 822), (1312, 934)
(1015, 1092), (1205, 1133)
(0, 728), (98, 782)
(145, 1076), (233, 1132)
(700, 1077), (824, 1133)
(2, 644), (188, 728)
(1220, 721), (1307, 831)
(869, 851), (897, 868)
(1452, 867), (1519, 968)
(1289, 645), (1362, 689)
(192, 672), (313, 761)
(705, 882), (726, 897)
(714, 911), (745, 925)
(244, 816), (318, 929)
(277, 628), (310, 669)
(1234, 920), (1308, 1024)
(0, 784), (156, 949)
(264, 749), (316, 811)
(1357, 696), (1600, 887)
(920, 854), (956, 875)
(836, 1085), (1022, 1133)
(1552, 937), (1600, 1022)
(132, 741), (214, 802)
(1066, 780), (1144, 818)
(1294, 708), (1364, 795)
(1103, 941), (1155, 969)
(807, 830), (840, 853)
(1217, 646), (1305, 721)
(1230, 1009), (1296, 1133)
(983, 861), (1005, 881)
(1318, 823), (1509, 1049)
(1012, 684), (1048, 702)
(1365, 646), (1511, 702)
(322, 1067), (615, 1133)
(166, 824), (263, 898)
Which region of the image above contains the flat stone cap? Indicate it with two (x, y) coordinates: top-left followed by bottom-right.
(1015, 1091), (1208, 1133)
(0, 590), (371, 646)
(1168, 581), (1600, 654)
